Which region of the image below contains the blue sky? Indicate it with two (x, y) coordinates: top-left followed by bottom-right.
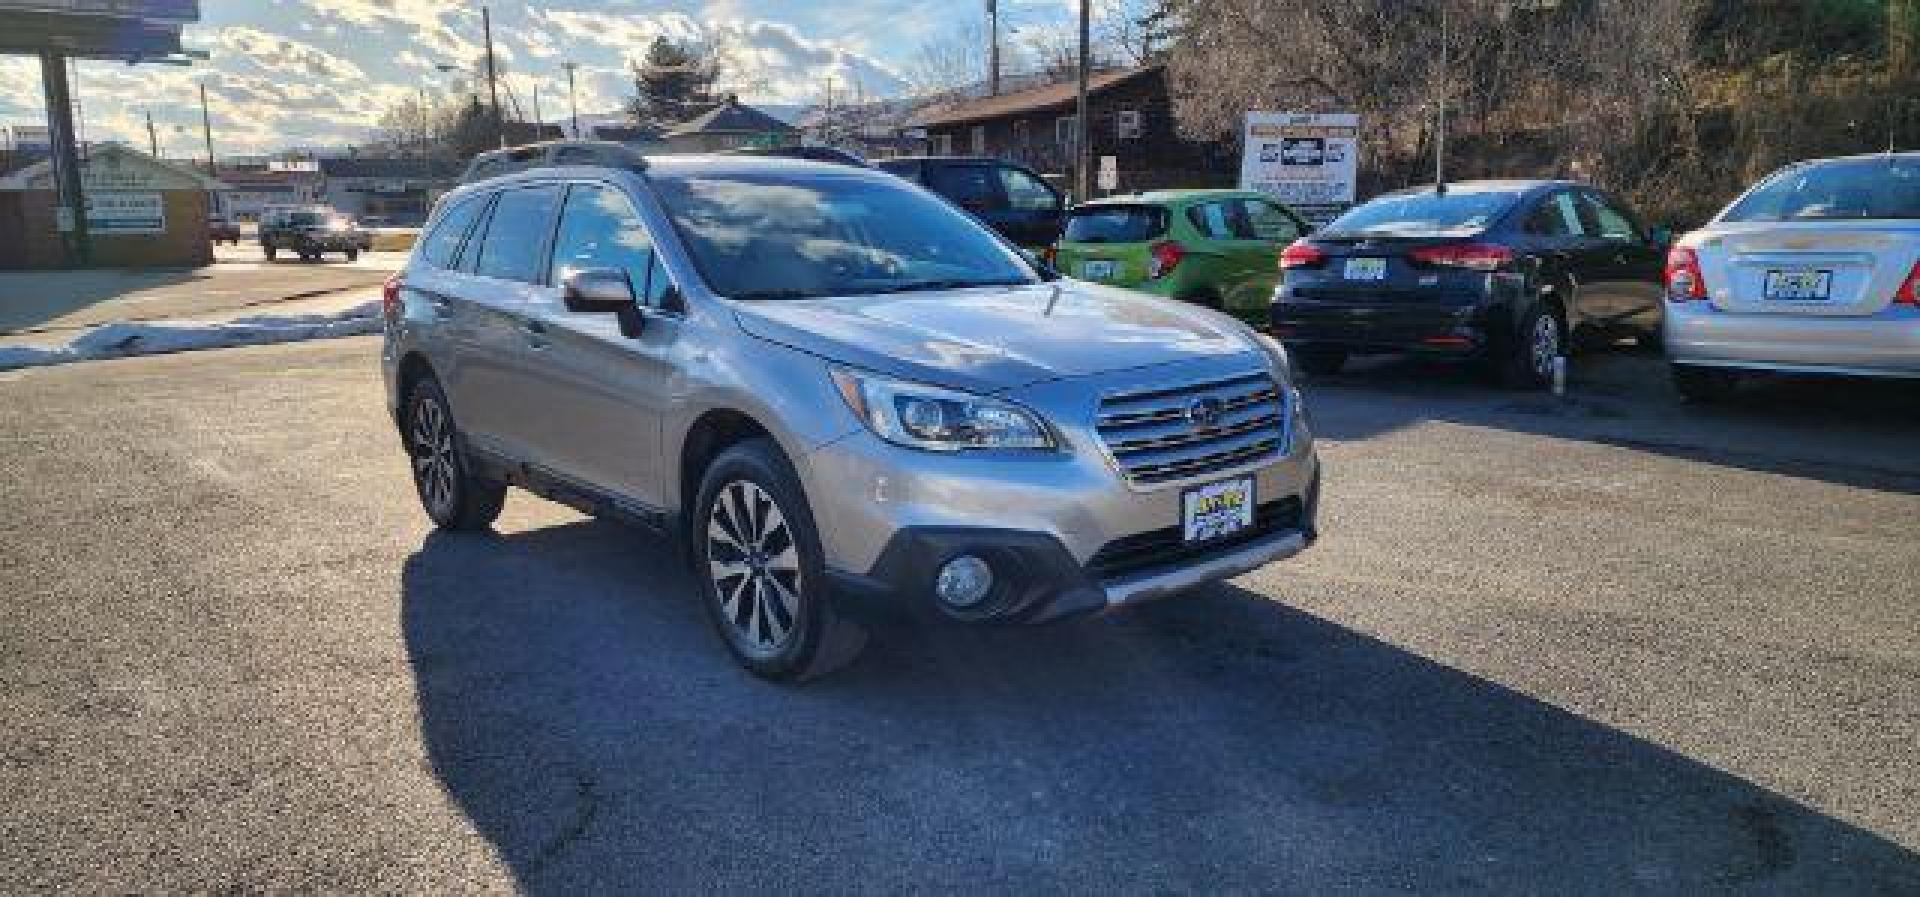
(0, 0), (1086, 155)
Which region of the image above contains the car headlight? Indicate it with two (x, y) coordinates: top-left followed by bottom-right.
(830, 368), (1054, 452)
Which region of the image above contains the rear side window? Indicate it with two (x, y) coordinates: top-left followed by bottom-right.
(1526, 192), (1586, 237)
(1187, 202), (1238, 239)
(473, 185), (563, 283)
(996, 167), (1059, 212)
(1240, 199), (1302, 242)
(418, 195), (485, 269)
(1323, 190), (1520, 238)
(926, 165), (1005, 211)
(1580, 193), (1641, 241)
(1064, 205), (1167, 242)
(1722, 158), (1920, 222)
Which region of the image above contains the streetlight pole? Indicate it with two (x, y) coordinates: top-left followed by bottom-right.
(145, 110), (159, 158)
(1074, 0), (1091, 202)
(562, 62), (581, 138)
(199, 81), (216, 176)
(481, 5), (503, 148)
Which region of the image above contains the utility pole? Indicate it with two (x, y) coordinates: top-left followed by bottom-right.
(145, 110), (159, 158)
(1434, 1), (1448, 193)
(562, 61), (581, 138)
(1074, 0), (1092, 202)
(482, 6), (504, 148)
(987, 0), (1001, 96)
(532, 84), (544, 138)
(40, 50), (90, 266)
(199, 81), (216, 176)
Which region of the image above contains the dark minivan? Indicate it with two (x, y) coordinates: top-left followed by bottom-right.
(1272, 180), (1665, 388)
(878, 156), (1065, 248)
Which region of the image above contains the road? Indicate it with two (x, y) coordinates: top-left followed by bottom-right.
(0, 338), (1915, 893)
(0, 245), (404, 336)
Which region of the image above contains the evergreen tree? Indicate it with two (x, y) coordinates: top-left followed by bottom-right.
(627, 36), (721, 128)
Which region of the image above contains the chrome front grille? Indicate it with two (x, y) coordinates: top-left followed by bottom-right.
(1094, 371), (1288, 485)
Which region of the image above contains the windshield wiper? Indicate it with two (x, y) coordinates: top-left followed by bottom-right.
(860, 279), (1029, 295)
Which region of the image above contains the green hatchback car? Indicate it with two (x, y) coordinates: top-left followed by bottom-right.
(1051, 190), (1309, 325)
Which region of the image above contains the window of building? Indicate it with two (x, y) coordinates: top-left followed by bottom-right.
(1116, 109), (1143, 140)
(1056, 115), (1078, 149)
(970, 125), (987, 155)
(929, 133), (954, 155)
(473, 185), (563, 284)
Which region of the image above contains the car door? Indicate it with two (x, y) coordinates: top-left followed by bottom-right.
(993, 165), (1065, 248)
(1577, 190), (1666, 334)
(1518, 190), (1596, 327)
(456, 183), (565, 464)
(401, 191), (490, 423)
(1225, 197), (1304, 311)
(512, 181), (677, 509)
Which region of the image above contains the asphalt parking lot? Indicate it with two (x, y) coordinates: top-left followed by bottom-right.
(0, 337), (1915, 892)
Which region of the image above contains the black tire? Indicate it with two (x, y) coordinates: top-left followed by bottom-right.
(1499, 304), (1564, 390)
(404, 377), (506, 532)
(1672, 364), (1740, 403)
(1294, 347), (1348, 377)
(264, 246), (277, 262)
(692, 438), (866, 681)
(345, 248), (360, 262)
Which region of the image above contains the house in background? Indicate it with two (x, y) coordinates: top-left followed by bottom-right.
(910, 65), (1234, 196)
(316, 157), (459, 225)
(0, 143), (226, 269)
(661, 96), (798, 153)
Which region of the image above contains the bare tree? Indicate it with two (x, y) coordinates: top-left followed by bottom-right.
(906, 21), (989, 96)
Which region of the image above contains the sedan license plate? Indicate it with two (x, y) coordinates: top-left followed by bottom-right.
(1344, 258), (1388, 281)
(1082, 260), (1117, 281)
(1182, 477), (1255, 544)
(1764, 269), (1832, 301)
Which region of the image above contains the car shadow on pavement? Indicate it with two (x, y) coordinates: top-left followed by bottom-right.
(1303, 350), (1920, 494)
(403, 521), (1920, 893)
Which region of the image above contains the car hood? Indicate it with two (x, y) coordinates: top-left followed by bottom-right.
(730, 281), (1259, 393)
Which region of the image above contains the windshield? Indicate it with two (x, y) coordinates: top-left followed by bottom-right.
(1064, 205), (1167, 243)
(288, 212), (326, 226)
(1721, 158), (1920, 222)
(651, 172), (1038, 300)
(1321, 190), (1521, 238)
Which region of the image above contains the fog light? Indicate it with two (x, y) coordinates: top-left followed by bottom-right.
(934, 555), (994, 608)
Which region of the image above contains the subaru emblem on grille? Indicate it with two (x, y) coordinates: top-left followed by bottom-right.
(1185, 396), (1226, 430)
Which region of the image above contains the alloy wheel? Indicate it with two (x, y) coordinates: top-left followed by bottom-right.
(1530, 313), (1561, 380)
(705, 480), (802, 655)
(410, 395), (458, 518)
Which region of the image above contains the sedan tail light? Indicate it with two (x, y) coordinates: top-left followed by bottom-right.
(381, 273), (403, 323)
(1148, 241), (1185, 279)
(1407, 243), (1514, 271)
(1665, 246), (1708, 301)
(1278, 240), (1328, 269)
(1896, 260), (1919, 306)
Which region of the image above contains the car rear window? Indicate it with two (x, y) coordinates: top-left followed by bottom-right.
(1720, 158), (1920, 222)
(1321, 189), (1521, 238)
(1064, 205), (1167, 243)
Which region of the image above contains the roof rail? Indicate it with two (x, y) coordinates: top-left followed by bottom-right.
(459, 140), (649, 185)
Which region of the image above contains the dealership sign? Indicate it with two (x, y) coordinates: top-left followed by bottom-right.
(1240, 112), (1360, 224)
(86, 191), (165, 233)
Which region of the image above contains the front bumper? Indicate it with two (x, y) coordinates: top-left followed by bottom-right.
(1666, 301), (1920, 378)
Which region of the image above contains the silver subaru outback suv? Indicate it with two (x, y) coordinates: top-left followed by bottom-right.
(382, 141), (1320, 679)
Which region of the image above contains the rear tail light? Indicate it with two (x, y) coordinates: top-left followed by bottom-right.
(1408, 243), (1514, 271)
(381, 273), (403, 323)
(1279, 240), (1328, 269)
(1665, 246), (1707, 301)
(1148, 241), (1185, 279)
(1896, 260), (1920, 306)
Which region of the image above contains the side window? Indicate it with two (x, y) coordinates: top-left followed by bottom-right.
(927, 165), (1005, 211)
(473, 185), (563, 284)
(549, 183), (672, 306)
(1580, 193), (1641, 242)
(1239, 199), (1301, 242)
(1186, 201), (1236, 239)
(1528, 192), (1587, 237)
(996, 167), (1058, 212)
(417, 194), (485, 269)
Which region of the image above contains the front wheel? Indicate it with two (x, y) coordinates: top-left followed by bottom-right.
(693, 439), (865, 681)
(405, 378), (506, 531)
(264, 245), (277, 261)
(345, 247), (360, 262)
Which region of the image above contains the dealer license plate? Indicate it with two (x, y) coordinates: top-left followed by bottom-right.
(1764, 269), (1832, 301)
(1344, 258), (1388, 281)
(1182, 477), (1255, 544)
(1082, 259), (1117, 281)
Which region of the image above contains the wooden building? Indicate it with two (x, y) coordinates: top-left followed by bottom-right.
(910, 65), (1234, 196)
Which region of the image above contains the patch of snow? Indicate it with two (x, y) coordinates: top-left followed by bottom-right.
(0, 299), (383, 373)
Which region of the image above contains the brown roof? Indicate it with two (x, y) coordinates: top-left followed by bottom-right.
(911, 66), (1160, 129)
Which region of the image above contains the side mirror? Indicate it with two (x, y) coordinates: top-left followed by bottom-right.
(1020, 247), (1062, 281)
(562, 267), (645, 337)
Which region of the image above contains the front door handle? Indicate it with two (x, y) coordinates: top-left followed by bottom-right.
(428, 296), (454, 320)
